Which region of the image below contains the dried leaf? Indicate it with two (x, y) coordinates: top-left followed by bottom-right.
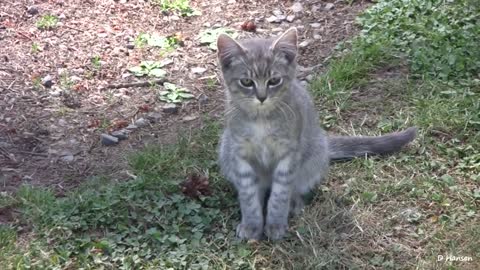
(180, 173), (211, 199)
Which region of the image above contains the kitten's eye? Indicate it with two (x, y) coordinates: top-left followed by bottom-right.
(239, 78), (255, 88)
(267, 77), (282, 87)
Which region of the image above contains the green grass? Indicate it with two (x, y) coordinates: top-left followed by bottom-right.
(2, 0), (479, 269)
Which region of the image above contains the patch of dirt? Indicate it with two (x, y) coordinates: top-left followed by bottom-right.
(0, 0), (369, 194)
(0, 205), (15, 224)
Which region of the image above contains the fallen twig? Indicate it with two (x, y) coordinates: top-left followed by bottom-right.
(102, 79), (167, 90)
(64, 24), (85, 32)
(16, 151), (48, 157)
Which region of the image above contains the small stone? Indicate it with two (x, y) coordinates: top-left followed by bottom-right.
(112, 47), (125, 56)
(50, 89), (62, 97)
(70, 75), (82, 82)
(286, 15), (296, 23)
(255, 17), (264, 23)
(146, 112), (162, 123)
(162, 103), (178, 114)
(58, 13), (66, 19)
(0, 142), (10, 148)
(271, 27), (283, 32)
(325, 3), (335, 11)
(101, 134), (119, 146)
(41, 75), (54, 88)
(198, 94), (209, 105)
(59, 151), (74, 163)
(58, 119), (67, 126)
(160, 58), (174, 67)
(111, 130), (128, 140)
(57, 68), (67, 76)
(276, 15), (287, 21)
(170, 15), (180, 21)
(126, 44), (135, 49)
(273, 10), (283, 16)
(191, 67), (207, 74)
(291, 2), (303, 13)
(26, 6), (39, 15)
(299, 40), (310, 48)
(266, 15), (279, 23)
(183, 115), (198, 122)
(310, 23), (321, 28)
(300, 80), (308, 87)
(306, 74), (314, 82)
(313, 34), (322, 40)
(72, 68), (85, 75)
(134, 117), (148, 127)
(126, 124), (138, 130)
(69, 139), (79, 145)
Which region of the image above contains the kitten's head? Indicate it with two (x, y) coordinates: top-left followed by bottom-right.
(217, 28), (298, 117)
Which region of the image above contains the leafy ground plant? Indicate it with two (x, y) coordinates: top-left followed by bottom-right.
(134, 33), (180, 51)
(199, 28), (238, 50)
(158, 82), (194, 103)
(91, 56), (102, 70)
(356, 0), (480, 81)
(152, 0), (201, 16)
(31, 42), (41, 53)
(36, 14), (58, 30)
(129, 61), (167, 78)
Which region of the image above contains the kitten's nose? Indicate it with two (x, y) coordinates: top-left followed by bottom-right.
(256, 95), (267, 103)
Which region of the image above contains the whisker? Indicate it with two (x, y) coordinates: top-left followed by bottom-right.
(278, 100), (297, 120)
(275, 103), (289, 121)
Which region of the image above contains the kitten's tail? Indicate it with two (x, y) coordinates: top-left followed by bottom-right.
(328, 127), (417, 160)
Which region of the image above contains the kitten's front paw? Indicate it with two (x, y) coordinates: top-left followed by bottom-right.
(236, 222), (263, 240)
(264, 222), (288, 241)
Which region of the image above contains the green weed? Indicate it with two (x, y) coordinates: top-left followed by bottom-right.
(36, 14), (58, 30)
(91, 56), (102, 70)
(152, 0), (200, 17)
(158, 82), (194, 104)
(199, 28), (238, 50)
(31, 42), (41, 53)
(357, 0), (480, 81)
(59, 72), (74, 90)
(128, 61), (167, 78)
(134, 33), (179, 51)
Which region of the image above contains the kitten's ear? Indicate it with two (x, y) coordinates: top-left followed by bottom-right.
(270, 27), (298, 63)
(217, 34), (245, 69)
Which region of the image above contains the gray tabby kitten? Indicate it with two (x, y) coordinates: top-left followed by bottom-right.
(217, 28), (417, 241)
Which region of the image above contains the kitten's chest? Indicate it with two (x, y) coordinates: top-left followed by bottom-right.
(237, 121), (289, 166)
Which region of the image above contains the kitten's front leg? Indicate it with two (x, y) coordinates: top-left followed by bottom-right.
(232, 158), (264, 240)
(265, 157), (294, 240)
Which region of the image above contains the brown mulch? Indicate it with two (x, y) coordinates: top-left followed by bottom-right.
(0, 0), (369, 199)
